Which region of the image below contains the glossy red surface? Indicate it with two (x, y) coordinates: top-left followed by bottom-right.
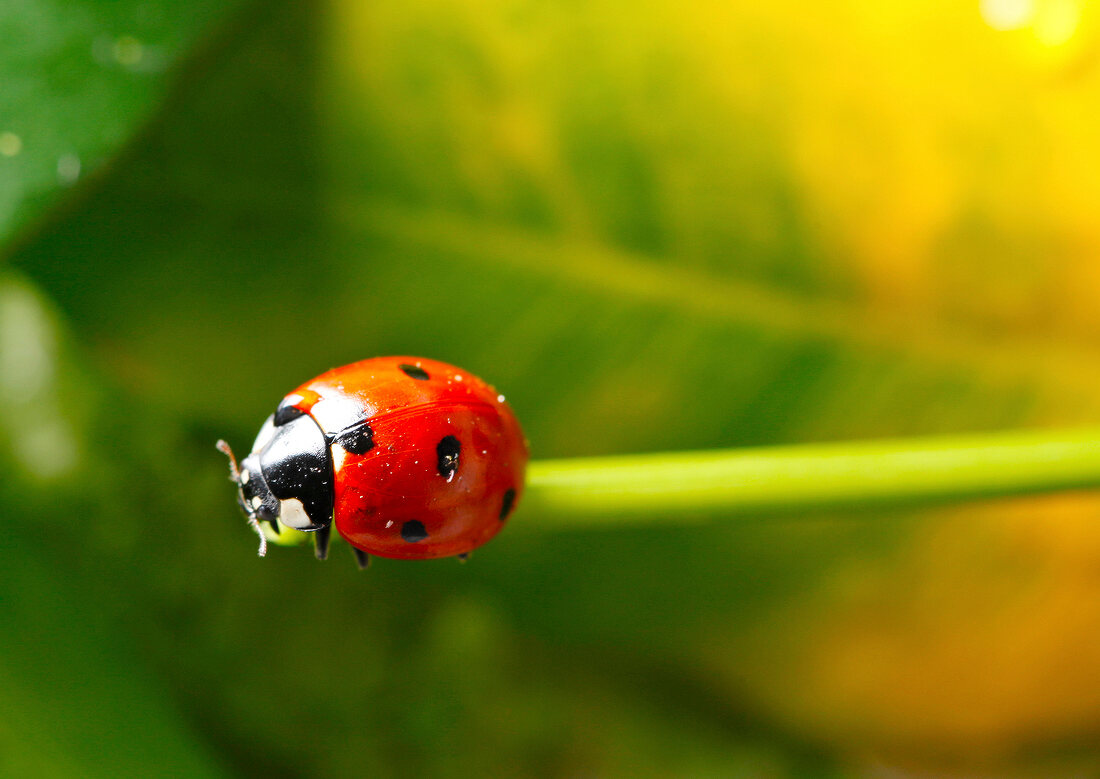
(287, 357), (527, 559)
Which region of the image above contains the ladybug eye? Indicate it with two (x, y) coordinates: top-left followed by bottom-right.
(236, 452), (282, 536)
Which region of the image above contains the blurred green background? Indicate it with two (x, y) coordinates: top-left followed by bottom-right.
(5, 0), (1100, 775)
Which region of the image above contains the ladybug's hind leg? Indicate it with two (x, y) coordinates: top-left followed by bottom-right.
(352, 547), (370, 570)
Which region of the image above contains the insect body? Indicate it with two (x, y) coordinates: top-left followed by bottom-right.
(218, 357), (527, 567)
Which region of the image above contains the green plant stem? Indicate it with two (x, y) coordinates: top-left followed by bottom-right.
(522, 427), (1100, 528)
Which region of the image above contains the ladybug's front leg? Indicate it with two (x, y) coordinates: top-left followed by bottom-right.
(313, 525), (332, 560)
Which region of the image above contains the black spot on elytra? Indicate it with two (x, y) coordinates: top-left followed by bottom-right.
(401, 520), (429, 542)
(333, 422), (374, 454)
(500, 488), (516, 521)
(399, 363), (430, 380)
(436, 435), (460, 480)
(274, 403), (305, 426)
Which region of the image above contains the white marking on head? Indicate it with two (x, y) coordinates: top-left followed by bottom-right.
(239, 468), (250, 484)
(250, 496), (262, 509)
(278, 497), (313, 530)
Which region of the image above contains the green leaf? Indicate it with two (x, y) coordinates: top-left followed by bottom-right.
(0, 0), (242, 251)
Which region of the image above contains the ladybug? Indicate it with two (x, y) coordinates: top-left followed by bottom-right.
(217, 357), (527, 568)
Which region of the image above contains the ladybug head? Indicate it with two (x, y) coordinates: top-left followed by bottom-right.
(217, 410), (335, 556)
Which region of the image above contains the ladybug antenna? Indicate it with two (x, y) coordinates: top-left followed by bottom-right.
(216, 439), (241, 481)
(216, 439), (268, 557)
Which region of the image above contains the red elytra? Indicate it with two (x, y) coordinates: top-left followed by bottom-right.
(219, 357), (527, 565)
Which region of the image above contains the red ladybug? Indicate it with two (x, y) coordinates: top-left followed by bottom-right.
(217, 357), (527, 568)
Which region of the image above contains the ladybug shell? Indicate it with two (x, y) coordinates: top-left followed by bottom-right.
(281, 357), (527, 560)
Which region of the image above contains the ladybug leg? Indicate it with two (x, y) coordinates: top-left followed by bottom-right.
(352, 547), (371, 570)
(313, 524), (332, 560)
(252, 519), (268, 557)
(457, 553), (469, 563)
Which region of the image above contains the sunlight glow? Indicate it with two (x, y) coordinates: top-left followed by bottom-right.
(981, 0), (1034, 30)
(981, 0), (1082, 44)
(1033, 0), (1081, 45)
